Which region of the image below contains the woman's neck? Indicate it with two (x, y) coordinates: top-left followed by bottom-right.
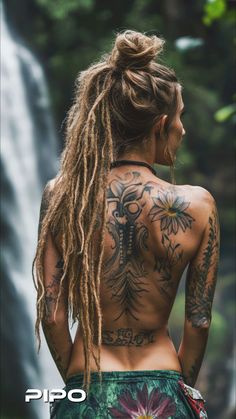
(117, 151), (155, 166)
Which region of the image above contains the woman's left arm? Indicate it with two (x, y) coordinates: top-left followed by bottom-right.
(38, 182), (73, 383)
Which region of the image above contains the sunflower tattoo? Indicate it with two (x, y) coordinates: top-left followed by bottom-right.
(149, 189), (195, 234)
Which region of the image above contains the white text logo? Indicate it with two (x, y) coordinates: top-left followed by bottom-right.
(25, 389), (86, 403)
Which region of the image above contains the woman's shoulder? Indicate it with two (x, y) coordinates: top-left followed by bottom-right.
(149, 176), (216, 205)
(174, 184), (217, 227)
(45, 175), (61, 191)
(146, 180), (217, 230)
(177, 184), (216, 210)
(177, 184), (215, 201)
(43, 175), (63, 200)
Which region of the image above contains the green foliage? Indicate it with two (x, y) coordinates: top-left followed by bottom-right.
(206, 309), (228, 361)
(203, 0), (226, 25)
(214, 104), (236, 122)
(169, 292), (185, 347)
(124, 0), (163, 33)
(36, 0), (94, 20)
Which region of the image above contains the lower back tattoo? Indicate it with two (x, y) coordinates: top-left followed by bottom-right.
(102, 328), (155, 346)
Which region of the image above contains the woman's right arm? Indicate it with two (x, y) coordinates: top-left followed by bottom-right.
(178, 191), (220, 387)
(38, 181), (73, 383)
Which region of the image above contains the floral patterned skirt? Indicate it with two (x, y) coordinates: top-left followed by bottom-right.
(50, 369), (208, 419)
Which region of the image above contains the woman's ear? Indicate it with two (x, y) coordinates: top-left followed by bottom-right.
(155, 115), (168, 140)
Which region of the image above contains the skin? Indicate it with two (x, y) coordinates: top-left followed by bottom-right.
(39, 185), (73, 383)
(41, 87), (220, 387)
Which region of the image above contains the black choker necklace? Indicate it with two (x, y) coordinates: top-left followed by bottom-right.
(110, 159), (156, 176)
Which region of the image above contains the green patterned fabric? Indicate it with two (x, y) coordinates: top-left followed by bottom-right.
(50, 370), (208, 418)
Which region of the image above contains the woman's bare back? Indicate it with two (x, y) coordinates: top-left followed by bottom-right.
(67, 167), (214, 377)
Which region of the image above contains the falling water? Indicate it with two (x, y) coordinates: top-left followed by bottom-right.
(1, 3), (63, 418)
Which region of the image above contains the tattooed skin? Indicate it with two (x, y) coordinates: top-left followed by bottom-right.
(44, 258), (64, 319)
(183, 355), (203, 387)
(104, 171), (195, 321)
(186, 208), (219, 328)
(150, 189), (194, 298)
(154, 233), (183, 298)
(104, 172), (153, 320)
(149, 189), (195, 235)
(38, 182), (72, 382)
(42, 322), (69, 381)
(37, 182), (65, 319)
(102, 328), (155, 346)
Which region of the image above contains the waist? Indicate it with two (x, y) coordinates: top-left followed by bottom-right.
(66, 369), (184, 385)
(67, 327), (182, 378)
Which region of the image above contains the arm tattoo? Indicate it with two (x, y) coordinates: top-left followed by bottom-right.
(42, 320), (72, 382)
(102, 328), (155, 346)
(42, 257), (71, 382)
(42, 323), (66, 378)
(39, 181), (72, 382)
(44, 258), (64, 320)
(183, 355), (203, 387)
(186, 208), (219, 327)
(38, 182), (65, 320)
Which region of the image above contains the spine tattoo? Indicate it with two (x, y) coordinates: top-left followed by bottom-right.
(104, 172), (152, 321)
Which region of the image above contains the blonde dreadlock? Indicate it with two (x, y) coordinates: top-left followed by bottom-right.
(32, 30), (180, 389)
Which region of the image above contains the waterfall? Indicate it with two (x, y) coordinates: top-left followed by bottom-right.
(1, 3), (63, 418)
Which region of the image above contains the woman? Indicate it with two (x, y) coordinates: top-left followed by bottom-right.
(33, 30), (220, 418)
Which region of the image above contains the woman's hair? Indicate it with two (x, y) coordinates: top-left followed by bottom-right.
(32, 30), (180, 388)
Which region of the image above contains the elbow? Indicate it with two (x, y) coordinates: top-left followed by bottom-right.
(186, 315), (212, 331)
(42, 317), (57, 327)
(193, 317), (211, 329)
(42, 312), (68, 327)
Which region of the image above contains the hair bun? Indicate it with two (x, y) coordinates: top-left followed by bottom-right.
(110, 30), (164, 70)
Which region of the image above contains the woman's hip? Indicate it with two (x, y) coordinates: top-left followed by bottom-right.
(50, 369), (208, 418)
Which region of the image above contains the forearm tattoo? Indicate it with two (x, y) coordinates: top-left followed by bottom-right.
(38, 182), (72, 382)
(44, 258), (64, 320)
(102, 328), (155, 346)
(38, 182), (65, 320)
(186, 208), (219, 327)
(183, 354), (203, 387)
(42, 321), (72, 382)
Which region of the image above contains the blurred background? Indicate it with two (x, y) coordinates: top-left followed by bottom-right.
(1, 0), (235, 418)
